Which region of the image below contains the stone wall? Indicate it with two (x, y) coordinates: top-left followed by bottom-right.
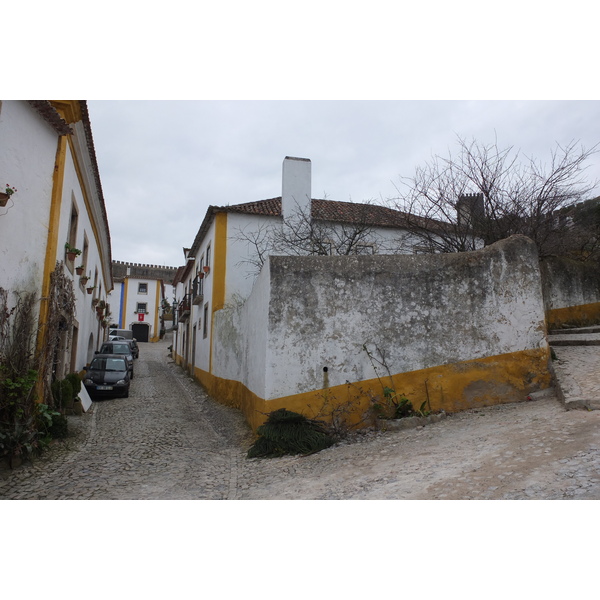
(112, 261), (178, 284)
(540, 257), (600, 328)
(209, 235), (552, 430)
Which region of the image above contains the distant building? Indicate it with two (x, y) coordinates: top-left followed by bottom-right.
(109, 261), (177, 342)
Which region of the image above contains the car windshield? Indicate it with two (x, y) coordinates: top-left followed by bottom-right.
(105, 344), (130, 354)
(90, 357), (127, 372)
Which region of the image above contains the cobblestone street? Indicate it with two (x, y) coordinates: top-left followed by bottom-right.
(0, 336), (252, 500)
(2, 336), (600, 500)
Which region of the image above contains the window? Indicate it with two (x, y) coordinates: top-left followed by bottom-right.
(137, 303), (147, 314)
(203, 303), (209, 338)
(66, 201), (79, 269)
(354, 244), (375, 255)
(206, 244), (211, 267)
(68, 201), (78, 250)
(138, 283), (148, 294)
(82, 235), (89, 271)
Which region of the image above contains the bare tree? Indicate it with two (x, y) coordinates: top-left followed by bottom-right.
(390, 136), (599, 257)
(274, 201), (383, 257)
(550, 195), (600, 262)
(232, 200), (392, 277)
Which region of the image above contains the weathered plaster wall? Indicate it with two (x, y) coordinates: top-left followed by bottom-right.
(0, 101), (57, 296)
(210, 235), (552, 429)
(210, 259), (271, 394)
(540, 256), (600, 328)
(266, 234), (548, 398)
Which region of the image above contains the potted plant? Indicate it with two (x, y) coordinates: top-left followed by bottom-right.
(80, 275), (90, 285)
(87, 285), (96, 295)
(0, 184), (17, 207)
(65, 242), (82, 261)
(75, 264), (85, 275)
(91, 297), (99, 307)
(96, 300), (106, 317)
(203, 265), (210, 274)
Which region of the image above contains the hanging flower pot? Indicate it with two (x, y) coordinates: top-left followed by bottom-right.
(203, 266), (210, 274)
(65, 243), (81, 262)
(1, 185), (16, 207)
(199, 272), (204, 279)
(76, 265), (84, 275)
(91, 297), (99, 307)
(87, 286), (95, 295)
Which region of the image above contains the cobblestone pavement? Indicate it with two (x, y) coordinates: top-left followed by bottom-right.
(0, 336), (252, 499)
(2, 335), (600, 500)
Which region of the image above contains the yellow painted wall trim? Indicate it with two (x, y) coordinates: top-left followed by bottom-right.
(51, 100), (83, 124)
(36, 136), (67, 353)
(547, 302), (600, 329)
(152, 280), (161, 341)
(35, 136), (68, 401)
(192, 347), (552, 431)
(209, 212), (228, 373)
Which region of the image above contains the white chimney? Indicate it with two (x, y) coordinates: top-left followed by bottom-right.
(282, 156), (311, 221)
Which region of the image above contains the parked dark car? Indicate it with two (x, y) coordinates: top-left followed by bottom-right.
(98, 341), (134, 378)
(125, 338), (139, 359)
(83, 354), (131, 398)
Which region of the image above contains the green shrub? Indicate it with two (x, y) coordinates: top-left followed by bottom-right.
(51, 379), (73, 410)
(247, 408), (335, 458)
(47, 413), (68, 439)
(65, 372), (81, 396)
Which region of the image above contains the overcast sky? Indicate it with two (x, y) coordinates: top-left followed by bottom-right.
(8, 2), (599, 587)
(87, 100), (600, 268)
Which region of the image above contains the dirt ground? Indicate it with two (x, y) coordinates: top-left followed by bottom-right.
(237, 392), (600, 499)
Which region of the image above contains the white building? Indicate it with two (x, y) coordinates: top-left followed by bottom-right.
(0, 100), (113, 402)
(171, 157), (440, 419)
(109, 261), (177, 342)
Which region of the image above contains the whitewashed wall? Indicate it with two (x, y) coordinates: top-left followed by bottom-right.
(210, 235), (548, 402)
(0, 101), (57, 296)
(61, 141), (109, 361)
(212, 258), (271, 398)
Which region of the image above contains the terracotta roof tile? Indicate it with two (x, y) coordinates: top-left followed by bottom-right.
(224, 197), (414, 229)
(27, 101), (73, 135)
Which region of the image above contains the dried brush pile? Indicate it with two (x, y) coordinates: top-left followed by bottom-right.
(247, 408), (335, 458)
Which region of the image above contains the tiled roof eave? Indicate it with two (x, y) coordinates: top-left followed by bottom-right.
(27, 101), (73, 135)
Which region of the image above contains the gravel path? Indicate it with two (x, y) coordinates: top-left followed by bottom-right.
(2, 336), (600, 500)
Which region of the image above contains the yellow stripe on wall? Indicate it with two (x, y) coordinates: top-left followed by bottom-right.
(546, 302), (600, 329)
(209, 212), (228, 372)
(36, 136), (67, 355)
(152, 280), (160, 341)
(194, 346), (552, 431)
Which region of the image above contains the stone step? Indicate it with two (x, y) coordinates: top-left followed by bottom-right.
(549, 326), (600, 335)
(549, 337), (600, 346)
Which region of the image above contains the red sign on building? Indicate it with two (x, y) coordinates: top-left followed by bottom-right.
(138, 313), (145, 321)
